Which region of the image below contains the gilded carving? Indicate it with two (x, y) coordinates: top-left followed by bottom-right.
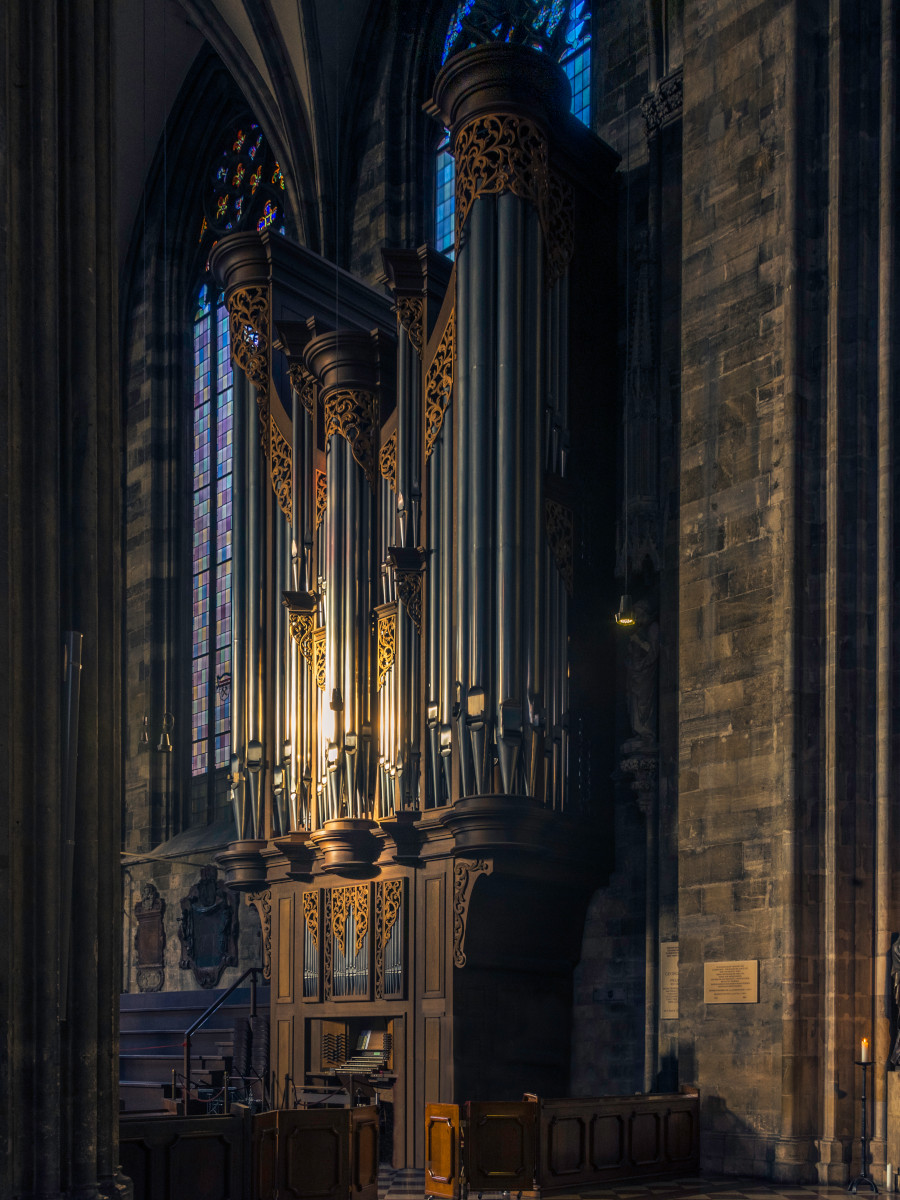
(289, 362), (318, 416)
(323, 889), (333, 999)
(228, 286), (269, 449)
(331, 884), (369, 958)
(302, 889), (319, 949)
(269, 415), (293, 521)
(289, 610), (315, 668)
(452, 115), (574, 285)
(246, 889), (272, 982)
(381, 879), (403, 951)
(374, 882), (385, 1000)
(380, 432), (397, 493)
(396, 297), (424, 359)
(315, 470), (327, 531)
(425, 309), (454, 460)
(545, 497), (574, 596)
(454, 114), (546, 244)
(376, 606), (397, 691)
(324, 388), (379, 490)
(452, 859), (492, 969)
(545, 171), (575, 286)
(313, 627), (326, 691)
(396, 571), (423, 636)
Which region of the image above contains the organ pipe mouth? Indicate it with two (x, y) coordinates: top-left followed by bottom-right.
(615, 595), (635, 627)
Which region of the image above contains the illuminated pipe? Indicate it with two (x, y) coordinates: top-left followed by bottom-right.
(467, 194), (496, 794)
(230, 371), (247, 834)
(439, 403), (453, 802)
(455, 214), (472, 797)
(246, 382), (263, 838)
(325, 431), (342, 818)
(495, 191), (523, 796)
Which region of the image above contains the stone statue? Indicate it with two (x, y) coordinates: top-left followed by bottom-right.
(891, 937), (900, 1066)
(622, 599), (660, 753)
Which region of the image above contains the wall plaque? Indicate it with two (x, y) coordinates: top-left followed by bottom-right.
(660, 941), (679, 1018)
(704, 960), (759, 1004)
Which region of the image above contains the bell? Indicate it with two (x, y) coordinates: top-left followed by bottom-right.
(157, 712), (174, 753)
(139, 715), (150, 750)
(615, 594), (635, 627)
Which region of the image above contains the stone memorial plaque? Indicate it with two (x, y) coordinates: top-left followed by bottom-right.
(660, 941), (679, 1018)
(704, 960), (759, 1003)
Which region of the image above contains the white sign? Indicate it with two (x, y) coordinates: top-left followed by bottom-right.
(660, 942), (679, 1019)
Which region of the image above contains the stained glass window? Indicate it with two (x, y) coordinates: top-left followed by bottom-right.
(435, 0), (591, 254)
(198, 121), (287, 274)
(192, 286), (233, 777)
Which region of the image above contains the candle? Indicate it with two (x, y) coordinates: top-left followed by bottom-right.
(861, 1037), (871, 1063)
(886, 1163), (893, 1191)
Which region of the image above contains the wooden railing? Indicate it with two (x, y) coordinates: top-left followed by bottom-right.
(425, 1091), (700, 1198)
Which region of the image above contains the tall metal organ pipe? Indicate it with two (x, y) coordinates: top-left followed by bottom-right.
(305, 331), (382, 825)
(246, 384), (263, 838)
(454, 221), (472, 797)
(230, 370), (248, 836)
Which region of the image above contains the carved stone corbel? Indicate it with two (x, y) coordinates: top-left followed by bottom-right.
(453, 858), (493, 968)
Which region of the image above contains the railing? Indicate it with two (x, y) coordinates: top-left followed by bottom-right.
(182, 966), (261, 1115)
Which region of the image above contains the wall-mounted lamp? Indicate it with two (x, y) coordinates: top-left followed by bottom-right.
(156, 712), (175, 752)
(615, 595), (636, 627)
(139, 715), (151, 750)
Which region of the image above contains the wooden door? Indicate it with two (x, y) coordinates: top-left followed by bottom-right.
(424, 1103), (460, 1200)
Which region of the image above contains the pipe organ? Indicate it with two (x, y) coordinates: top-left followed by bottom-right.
(210, 42), (618, 1168)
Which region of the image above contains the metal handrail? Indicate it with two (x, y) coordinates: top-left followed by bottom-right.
(182, 966), (260, 1114)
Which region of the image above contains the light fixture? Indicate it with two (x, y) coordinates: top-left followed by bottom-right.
(139, 715), (151, 750)
(156, 712), (175, 753)
(615, 595), (635, 627)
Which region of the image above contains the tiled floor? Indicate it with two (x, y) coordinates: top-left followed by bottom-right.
(377, 1172), (869, 1200)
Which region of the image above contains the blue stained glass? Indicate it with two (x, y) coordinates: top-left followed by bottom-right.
(435, 2), (590, 248)
(192, 282), (234, 779)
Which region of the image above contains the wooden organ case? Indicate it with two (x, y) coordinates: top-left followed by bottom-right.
(209, 41), (619, 1170)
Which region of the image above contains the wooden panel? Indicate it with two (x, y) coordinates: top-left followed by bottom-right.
(278, 895), (294, 1002)
(119, 1112), (247, 1200)
(350, 1105), (379, 1200)
(589, 1113), (624, 1169)
(629, 1111), (661, 1165)
(423, 875), (444, 996)
(465, 1102), (536, 1192)
(535, 1094), (699, 1190)
(664, 1105), (698, 1162)
(544, 1113), (586, 1178)
(281, 1112), (347, 1200)
(277, 1018), (293, 1099)
(424, 1103), (460, 1200)
(424, 1017), (440, 1106)
(254, 1112), (280, 1200)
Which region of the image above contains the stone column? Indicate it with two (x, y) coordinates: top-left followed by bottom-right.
(2, 2), (124, 1197)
